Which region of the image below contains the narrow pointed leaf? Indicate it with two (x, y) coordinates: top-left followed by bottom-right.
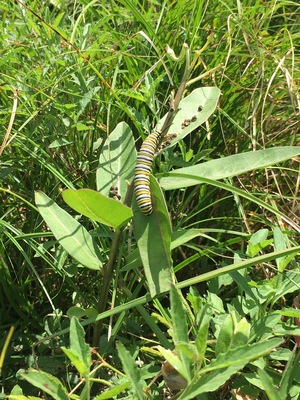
(61, 317), (91, 378)
(116, 342), (145, 400)
(159, 147), (300, 190)
(170, 285), (191, 380)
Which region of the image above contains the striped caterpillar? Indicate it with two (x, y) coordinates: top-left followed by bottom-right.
(134, 130), (163, 215)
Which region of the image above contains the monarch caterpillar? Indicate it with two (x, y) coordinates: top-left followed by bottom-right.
(134, 130), (163, 215)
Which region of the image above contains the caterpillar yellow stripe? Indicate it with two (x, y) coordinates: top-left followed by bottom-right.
(134, 130), (163, 215)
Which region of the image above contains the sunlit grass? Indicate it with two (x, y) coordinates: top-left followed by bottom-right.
(0, 0), (299, 398)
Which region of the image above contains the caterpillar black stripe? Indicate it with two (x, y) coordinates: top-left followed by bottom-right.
(134, 130), (163, 215)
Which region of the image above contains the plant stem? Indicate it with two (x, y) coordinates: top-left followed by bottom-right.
(92, 182), (134, 348)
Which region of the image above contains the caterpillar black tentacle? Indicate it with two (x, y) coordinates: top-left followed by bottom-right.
(134, 130), (163, 215)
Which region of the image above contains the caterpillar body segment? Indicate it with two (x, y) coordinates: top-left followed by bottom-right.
(134, 130), (163, 215)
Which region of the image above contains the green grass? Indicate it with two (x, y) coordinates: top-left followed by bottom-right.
(0, 0), (300, 399)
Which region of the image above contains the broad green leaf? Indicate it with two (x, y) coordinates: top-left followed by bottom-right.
(62, 188), (132, 229)
(180, 338), (283, 399)
(35, 191), (102, 270)
(97, 122), (136, 199)
(159, 147), (300, 190)
(116, 342), (145, 400)
(17, 369), (69, 400)
(61, 317), (91, 378)
(133, 175), (173, 296)
(156, 87), (221, 150)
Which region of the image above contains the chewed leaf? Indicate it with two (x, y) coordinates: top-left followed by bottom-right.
(156, 87), (221, 151)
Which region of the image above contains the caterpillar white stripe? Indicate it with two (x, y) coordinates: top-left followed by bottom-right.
(134, 130), (163, 215)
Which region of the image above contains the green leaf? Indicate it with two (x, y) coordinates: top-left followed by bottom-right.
(94, 381), (130, 399)
(229, 270), (261, 310)
(157, 347), (190, 382)
(62, 188), (132, 229)
(159, 147), (300, 190)
(116, 342), (145, 400)
(35, 191), (102, 270)
(170, 285), (189, 344)
(171, 229), (208, 249)
(97, 121), (136, 199)
(69, 317), (91, 364)
(17, 369), (69, 400)
(124, 228), (207, 272)
(8, 396), (42, 400)
(278, 350), (300, 399)
(247, 229), (272, 257)
(273, 226), (288, 273)
(215, 312), (237, 356)
(78, 86), (100, 116)
(194, 305), (211, 362)
(207, 338), (282, 372)
(67, 306), (98, 319)
(157, 87), (221, 151)
(257, 369), (279, 400)
(231, 318), (251, 348)
(48, 138), (73, 148)
(61, 317), (91, 378)
(133, 175), (173, 296)
(170, 285), (191, 380)
(249, 229), (269, 244)
(9, 385), (24, 396)
(75, 123), (92, 131)
(181, 338), (283, 399)
(274, 308), (300, 318)
(61, 347), (88, 377)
